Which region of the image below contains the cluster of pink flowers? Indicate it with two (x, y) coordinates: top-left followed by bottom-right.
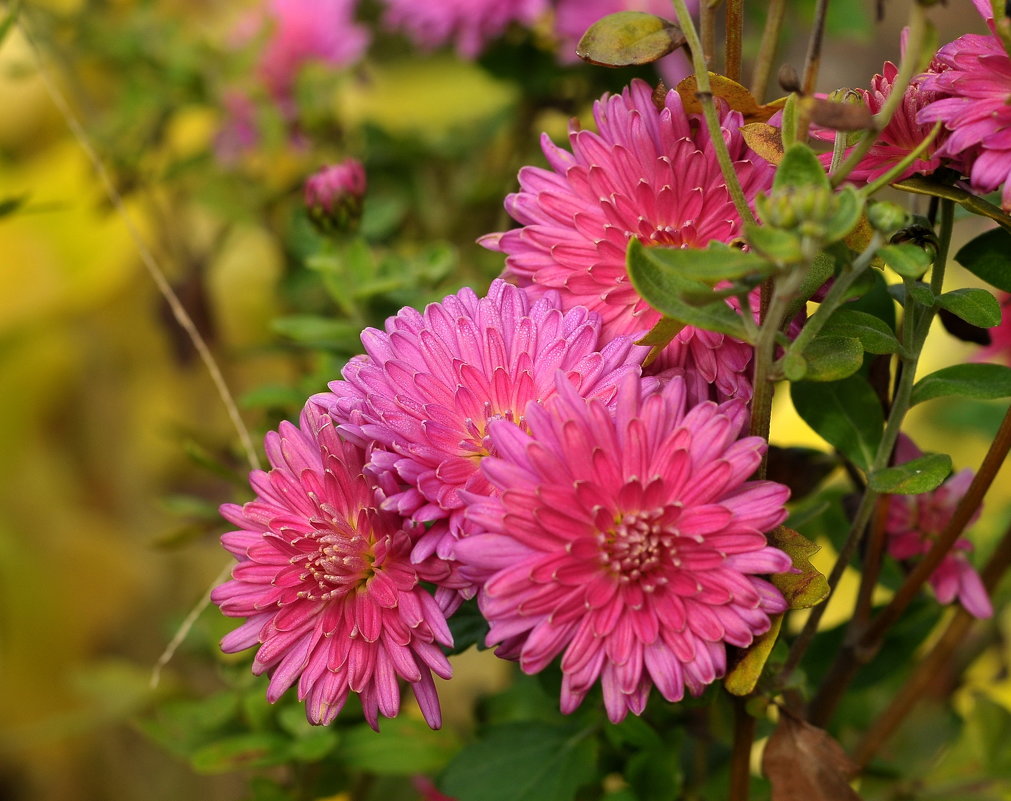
(213, 5), (1003, 728)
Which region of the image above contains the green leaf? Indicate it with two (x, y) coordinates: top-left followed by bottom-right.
(888, 281), (934, 308)
(823, 185), (865, 243)
(725, 614), (784, 696)
(911, 363), (1011, 405)
(955, 227), (1011, 292)
(895, 176), (1011, 233)
(791, 376), (884, 470)
(744, 223), (803, 264)
(190, 733), (291, 774)
(767, 527), (831, 609)
(271, 315), (361, 347)
(627, 239), (752, 340)
(576, 12), (685, 66)
(868, 453), (952, 495)
(783, 350), (808, 381)
(798, 336), (864, 382)
(785, 251), (837, 321)
(341, 717), (459, 775)
(627, 743), (683, 801)
(440, 722), (597, 801)
(446, 597), (490, 655)
(936, 287), (1002, 328)
(820, 309), (901, 354)
(877, 243), (932, 278)
(634, 240), (774, 283)
(773, 143), (831, 192)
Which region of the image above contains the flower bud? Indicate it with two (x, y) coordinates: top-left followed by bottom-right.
(304, 159), (366, 234)
(867, 201), (910, 235)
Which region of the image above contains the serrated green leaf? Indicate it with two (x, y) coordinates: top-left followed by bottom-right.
(791, 376), (884, 470)
(774, 143), (831, 191)
(627, 239), (752, 340)
(744, 223), (803, 263)
(190, 733), (291, 774)
(342, 717), (459, 775)
(799, 336), (864, 381)
(767, 527), (830, 609)
(576, 11), (685, 66)
(877, 243), (933, 278)
(823, 185), (865, 243)
(820, 309), (901, 354)
(936, 288), (1002, 328)
(725, 614), (784, 696)
(911, 363), (1011, 405)
(868, 453), (952, 495)
(440, 722), (597, 801)
(955, 227), (1011, 292)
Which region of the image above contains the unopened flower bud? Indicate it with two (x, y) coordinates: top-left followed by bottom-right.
(867, 201), (910, 235)
(304, 159), (366, 234)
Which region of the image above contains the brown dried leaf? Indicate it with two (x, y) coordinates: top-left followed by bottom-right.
(635, 316), (684, 367)
(766, 527), (830, 609)
(676, 74), (787, 122)
(740, 123), (784, 165)
(805, 96), (875, 132)
(763, 713), (863, 801)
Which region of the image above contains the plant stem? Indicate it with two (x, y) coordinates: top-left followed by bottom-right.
(750, 0), (787, 101)
(729, 697), (755, 801)
(852, 515), (1011, 769)
(672, 0), (755, 227)
(725, 0), (744, 83)
(700, 0), (718, 70)
(831, 3), (927, 186)
(802, 0), (831, 96)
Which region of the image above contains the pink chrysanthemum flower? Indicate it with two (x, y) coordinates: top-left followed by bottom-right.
(817, 60), (946, 184)
(211, 402), (453, 729)
(315, 280), (649, 586)
(258, 0), (369, 103)
(456, 375), (792, 722)
(381, 0), (548, 59)
(885, 436), (992, 619)
(976, 291), (1011, 366)
(479, 79), (772, 400)
(917, 4), (1011, 209)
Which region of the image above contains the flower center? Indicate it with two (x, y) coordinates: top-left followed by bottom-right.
(598, 508), (677, 589)
(460, 402), (521, 462)
(294, 514), (375, 602)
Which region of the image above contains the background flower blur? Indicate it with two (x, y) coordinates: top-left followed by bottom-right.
(1, 1), (1010, 800)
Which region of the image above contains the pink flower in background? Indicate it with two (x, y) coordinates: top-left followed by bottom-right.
(976, 292), (1011, 365)
(457, 375), (791, 722)
(917, 4), (1011, 209)
(885, 436), (992, 619)
(479, 79), (771, 397)
(381, 0), (548, 58)
(214, 91), (261, 165)
(304, 158), (367, 232)
(818, 60), (946, 184)
(258, 0), (369, 102)
(211, 402), (452, 729)
(314, 280), (648, 598)
(553, 0), (695, 86)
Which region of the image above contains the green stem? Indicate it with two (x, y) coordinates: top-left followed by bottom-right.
(672, 0), (755, 227)
(750, 0), (787, 102)
(830, 3), (928, 187)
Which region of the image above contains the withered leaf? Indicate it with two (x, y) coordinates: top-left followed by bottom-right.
(676, 74), (787, 122)
(576, 12), (686, 67)
(741, 122), (784, 165)
(766, 527), (830, 609)
(805, 96), (874, 132)
(724, 613), (783, 696)
(763, 713), (863, 801)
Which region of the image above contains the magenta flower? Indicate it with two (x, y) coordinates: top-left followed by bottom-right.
(258, 0), (369, 103)
(214, 91), (261, 166)
(479, 79), (770, 403)
(380, 0), (548, 59)
(817, 60), (946, 185)
(885, 436), (992, 620)
(917, 6), (1011, 209)
(976, 292), (1011, 366)
(211, 402), (452, 729)
(456, 375), (792, 722)
(314, 280), (648, 587)
(647, 327), (755, 406)
(305, 159), (367, 232)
